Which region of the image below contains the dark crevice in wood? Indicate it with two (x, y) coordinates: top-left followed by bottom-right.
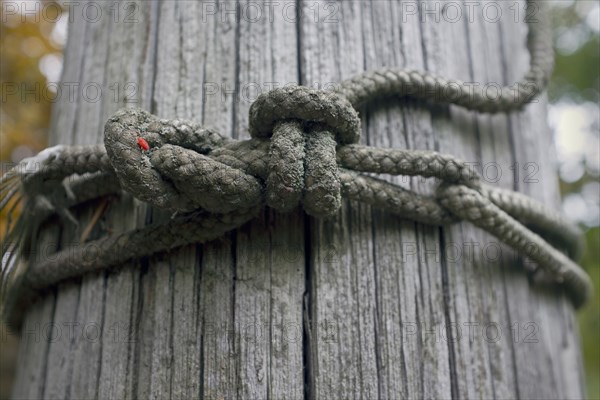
(230, 10), (243, 392)
(395, 221), (409, 399)
(63, 277), (83, 398)
(39, 290), (58, 398)
(193, 244), (204, 400)
(497, 17), (523, 400)
(413, 285), (426, 399)
(231, 0), (242, 140)
(200, 51), (208, 125)
(302, 213), (313, 400)
(266, 211), (273, 400)
(500, 265), (521, 399)
(497, 16), (519, 194)
(295, 0), (303, 86)
(360, 0), (369, 74)
(363, 124), (383, 399)
(297, 4), (313, 399)
(360, 5), (382, 395)
(167, 262), (176, 397)
(177, 3), (185, 118)
(461, 10), (483, 165)
(414, 226), (426, 315)
(125, 266), (137, 396)
(139, 2), (155, 111)
(95, 271), (108, 399)
(149, 0), (163, 114)
(439, 226), (459, 400)
(423, 229), (437, 330)
(67, 20), (89, 146)
(416, 7), (429, 72)
(99, 8), (112, 143)
(370, 205), (383, 400)
(468, 14), (498, 400)
(131, 259), (149, 398)
(231, 2), (242, 394)
(413, 226), (426, 398)
(230, 230), (240, 398)
(168, 4), (184, 396)
(484, 306), (498, 400)
(346, 208), (363, 394)
(41, 225), (63, 398)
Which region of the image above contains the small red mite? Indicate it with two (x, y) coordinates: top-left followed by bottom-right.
(137, 137), (150, 152)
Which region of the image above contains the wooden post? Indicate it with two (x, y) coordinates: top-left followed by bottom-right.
(11, 1), (586, 398)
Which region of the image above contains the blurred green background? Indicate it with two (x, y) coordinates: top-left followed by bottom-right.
(550, 2), (600, 398)
(0, 0), (598, 398)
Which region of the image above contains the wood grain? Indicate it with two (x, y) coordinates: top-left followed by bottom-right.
(11, 1), (585, 399)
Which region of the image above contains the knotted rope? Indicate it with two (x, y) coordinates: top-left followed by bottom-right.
(0, 1), (592, 322)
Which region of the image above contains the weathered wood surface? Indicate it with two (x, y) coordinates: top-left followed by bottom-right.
(11, 1), (586, 399)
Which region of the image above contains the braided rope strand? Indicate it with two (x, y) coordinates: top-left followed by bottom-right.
(336, 1), (553, 109)
(437, 184), (590, 308)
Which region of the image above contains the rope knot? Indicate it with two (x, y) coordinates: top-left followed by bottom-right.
(105, 91), (362, 218)
(249, 86), (361, 217)
(104, 108), (261, 214)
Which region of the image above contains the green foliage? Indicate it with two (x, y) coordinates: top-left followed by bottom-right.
(549, 2), (600, 398)
(552, 35), (600, 102)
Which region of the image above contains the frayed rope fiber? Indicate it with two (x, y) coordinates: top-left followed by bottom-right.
(0, 0), (592, 321)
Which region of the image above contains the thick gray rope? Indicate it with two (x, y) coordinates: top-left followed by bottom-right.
(336, 0), (553, 109)
(1, 105), (591, 310)
(0, 0), (592, 320)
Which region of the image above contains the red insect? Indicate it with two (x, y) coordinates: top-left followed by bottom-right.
(137, 137), (150, 152)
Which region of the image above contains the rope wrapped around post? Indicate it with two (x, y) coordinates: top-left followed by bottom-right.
(0, 0), (592, 324)
(1, 104), (592, 315)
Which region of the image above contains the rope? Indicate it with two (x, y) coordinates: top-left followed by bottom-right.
(0, 1), (592, 321)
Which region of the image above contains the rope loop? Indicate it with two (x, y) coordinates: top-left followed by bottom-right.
(249, 85), (361, 144)
(249, 86), (361, 217)
(263, 121), (342, 217)
(104, 109), (264, 214)
(105, 103), (348, 218)
(436, 183), (591, 307)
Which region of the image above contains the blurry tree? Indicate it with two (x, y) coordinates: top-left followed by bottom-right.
(0, 2), (65, 398)
(1, 1), (65, 234)
(549, 2), (600, 398)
